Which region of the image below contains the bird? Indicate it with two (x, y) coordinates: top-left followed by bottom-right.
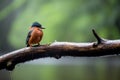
(26, 22), (45, 47)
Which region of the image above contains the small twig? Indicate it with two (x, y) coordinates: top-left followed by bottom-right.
(92, 29), (106, 46)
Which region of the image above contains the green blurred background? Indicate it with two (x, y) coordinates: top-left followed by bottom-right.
(0, 0), (120, 80)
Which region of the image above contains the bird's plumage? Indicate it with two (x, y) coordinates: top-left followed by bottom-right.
(26, 22), (45, 47)
(32, 22), (41, 27)
(31, 22), (45, 29)
(26, 30), (33, 47)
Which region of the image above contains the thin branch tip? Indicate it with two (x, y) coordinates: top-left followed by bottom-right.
(92, 29), (105, 44)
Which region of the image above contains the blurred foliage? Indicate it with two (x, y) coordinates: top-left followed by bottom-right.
(0, 0), (120, 80)
(0, 0), (120, 49)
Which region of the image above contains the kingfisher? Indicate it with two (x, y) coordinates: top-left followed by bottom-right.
(26, 22), (45, 47)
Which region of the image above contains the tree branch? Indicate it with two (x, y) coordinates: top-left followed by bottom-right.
(0, 30), (120, 71)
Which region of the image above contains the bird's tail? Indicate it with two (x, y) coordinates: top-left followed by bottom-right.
(26, 44), (30, 47)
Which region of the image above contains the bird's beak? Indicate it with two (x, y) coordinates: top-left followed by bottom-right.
(41, 26), (45, 29)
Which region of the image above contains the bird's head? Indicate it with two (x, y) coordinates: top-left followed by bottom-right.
(31, 22), (45, 29)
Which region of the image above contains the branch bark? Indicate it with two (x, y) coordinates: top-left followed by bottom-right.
(0, 29), (120, 71)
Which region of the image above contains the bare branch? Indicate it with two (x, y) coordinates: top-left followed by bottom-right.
(0, 30), (120, 71)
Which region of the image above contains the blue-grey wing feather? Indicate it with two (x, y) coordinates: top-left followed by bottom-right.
(26, 30), (33, 47)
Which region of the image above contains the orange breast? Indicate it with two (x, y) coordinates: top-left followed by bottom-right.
(29, 28), (43, 44)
